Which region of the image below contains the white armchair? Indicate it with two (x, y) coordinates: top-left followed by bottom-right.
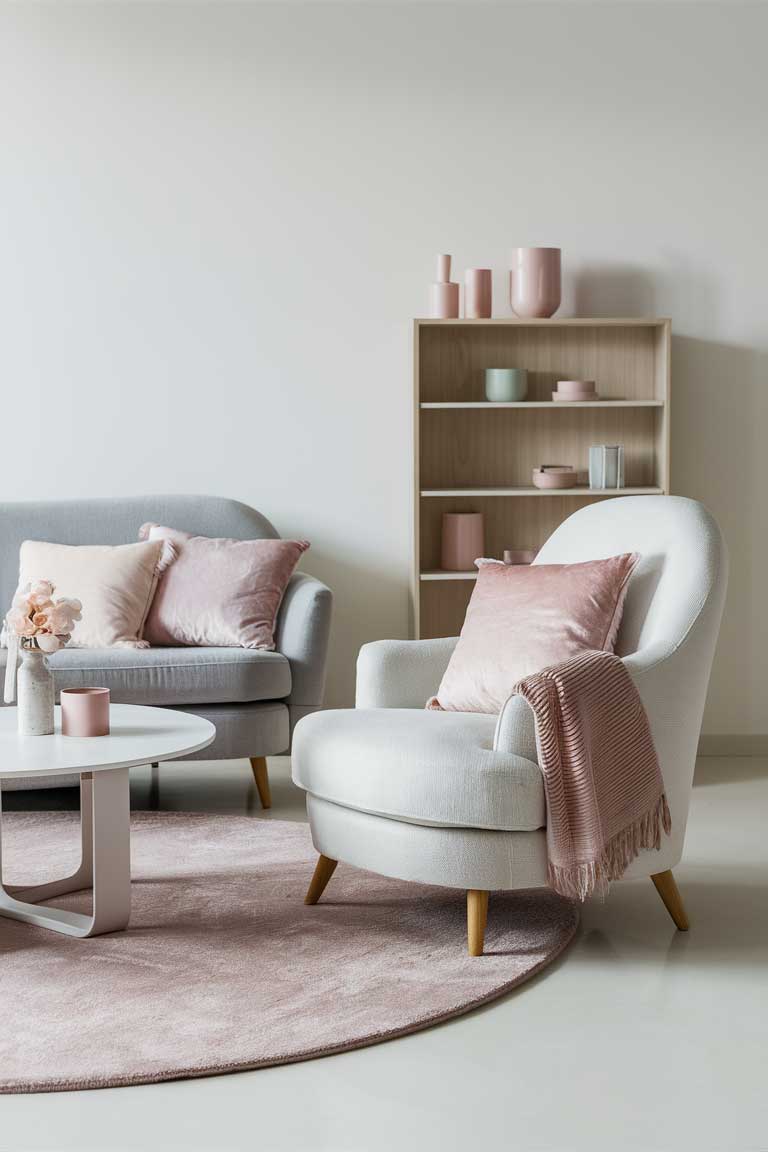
(292, 497), (727, 955)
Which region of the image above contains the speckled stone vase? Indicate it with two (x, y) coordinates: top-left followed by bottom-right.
(17, 648), (54, 736)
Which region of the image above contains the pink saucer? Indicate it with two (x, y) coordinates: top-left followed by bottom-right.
(556, 379), (595, 396)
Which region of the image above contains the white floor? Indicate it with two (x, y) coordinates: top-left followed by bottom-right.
(1, 754), (766, 1152)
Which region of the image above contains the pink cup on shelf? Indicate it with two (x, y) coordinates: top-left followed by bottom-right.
(61, 688), (110, 737)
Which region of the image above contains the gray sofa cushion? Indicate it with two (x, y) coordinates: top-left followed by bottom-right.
(8, 647), (292, 707)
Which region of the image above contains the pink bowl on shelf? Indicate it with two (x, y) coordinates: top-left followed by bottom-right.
(556, 379), (596, 397)
(503, 548), (538, 565)
(553, 379), (598, 402)
(532, 465), (577, 490)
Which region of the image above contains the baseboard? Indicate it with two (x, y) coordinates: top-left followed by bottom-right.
(698, 734), (768, 757)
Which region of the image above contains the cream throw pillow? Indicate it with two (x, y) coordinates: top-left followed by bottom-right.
(18, 539), (175, 649)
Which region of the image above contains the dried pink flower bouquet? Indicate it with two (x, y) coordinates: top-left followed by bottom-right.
(5, 579), (82, 654)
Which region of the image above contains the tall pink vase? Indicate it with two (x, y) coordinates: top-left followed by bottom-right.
(430, 254), (460, 319)
(441, 513), (484, 571)
(509, 247), (561, 318)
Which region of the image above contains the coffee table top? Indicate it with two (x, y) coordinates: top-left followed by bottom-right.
(0, 705), (215, 779)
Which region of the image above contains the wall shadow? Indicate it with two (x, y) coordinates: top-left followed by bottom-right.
(300, 548), (411, 709)
(672, 336), (766, 732)
(566, 259), (764, 734)
(570, 264), (657, 316)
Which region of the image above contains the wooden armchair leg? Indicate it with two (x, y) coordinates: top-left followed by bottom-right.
(651, 869), (690, 931)
(467, 890), (490, 956)
(249, 757), (272, 809)
(304, 854), (338, 905)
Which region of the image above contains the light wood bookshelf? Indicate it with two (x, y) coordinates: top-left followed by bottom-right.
(413, 317), (671, 639)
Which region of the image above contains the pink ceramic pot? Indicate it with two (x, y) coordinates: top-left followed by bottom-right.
(503, 548), (538, 565)
(556, 379), (595, 397)
(510, 248), (561, 318)
(532, 465), (577, 490)
(464, 269), (492, 319)
(61, 687), (110, 737)
(441, 513), (484, 571)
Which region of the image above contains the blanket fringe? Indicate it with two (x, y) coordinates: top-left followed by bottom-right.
(548, 792), (672, 902)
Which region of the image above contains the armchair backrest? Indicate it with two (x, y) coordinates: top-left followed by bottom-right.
(534, 495), (727, 663)
(535, 496), (728, 873)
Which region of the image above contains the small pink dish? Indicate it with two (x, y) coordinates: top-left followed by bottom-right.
(553, 379), (597, 402)
(532, 465), (577, 490)
(61, 687), (110, 737)
(556, 379), (596, 397)
(552, 391), (597, 402)
(503, 548), (538, 565)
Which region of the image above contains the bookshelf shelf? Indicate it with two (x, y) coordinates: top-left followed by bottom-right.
(420, 570), (478, 581)
(420, 400), (664, 410)
(420, 486), (664, 498)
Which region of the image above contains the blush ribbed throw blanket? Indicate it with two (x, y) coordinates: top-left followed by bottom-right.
(512, 649), (671, 901)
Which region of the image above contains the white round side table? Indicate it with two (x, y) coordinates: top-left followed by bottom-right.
(0, 704), (215, 939)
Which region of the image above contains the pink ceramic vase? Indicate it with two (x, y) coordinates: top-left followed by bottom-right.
(464, 269), (492, 319)
(509, 247), (561, 318)
(430, 254), (460, 319)
(441, 513), (484, 571)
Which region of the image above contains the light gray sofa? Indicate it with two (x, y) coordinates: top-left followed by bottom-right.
(0, 495), (332, 796)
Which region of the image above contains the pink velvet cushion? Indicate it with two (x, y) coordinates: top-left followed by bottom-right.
(429, 553), (638, 714)
(139, 524), (309, 650)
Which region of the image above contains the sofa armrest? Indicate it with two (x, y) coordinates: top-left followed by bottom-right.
(274, 572), (333, 735)
(355, 637), (458, 709)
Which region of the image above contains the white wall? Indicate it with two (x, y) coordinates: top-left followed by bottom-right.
(1, 2), (766, 731)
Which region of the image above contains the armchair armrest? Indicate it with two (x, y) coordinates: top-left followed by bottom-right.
(493, 642), (677, 762)
(356, 637), (458, 709)
(274, 572), (333, 735)
(493, 695), (538, 761)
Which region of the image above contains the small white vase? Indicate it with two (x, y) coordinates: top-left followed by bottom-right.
(18, 647), (55, 736)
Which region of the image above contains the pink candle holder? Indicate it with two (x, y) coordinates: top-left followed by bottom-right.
(61, 687), (110, 737)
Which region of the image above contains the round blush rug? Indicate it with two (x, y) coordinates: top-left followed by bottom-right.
(0, 812), (578, 1093)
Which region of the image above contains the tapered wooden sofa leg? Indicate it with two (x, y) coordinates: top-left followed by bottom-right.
(250, 757), (272, 809)
(304, 855), (338, 905)
(651, 869), (690, 931)
(467, 890), (490, 956)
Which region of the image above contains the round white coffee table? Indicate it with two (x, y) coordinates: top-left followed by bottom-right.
(0, 704), (215, 939)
